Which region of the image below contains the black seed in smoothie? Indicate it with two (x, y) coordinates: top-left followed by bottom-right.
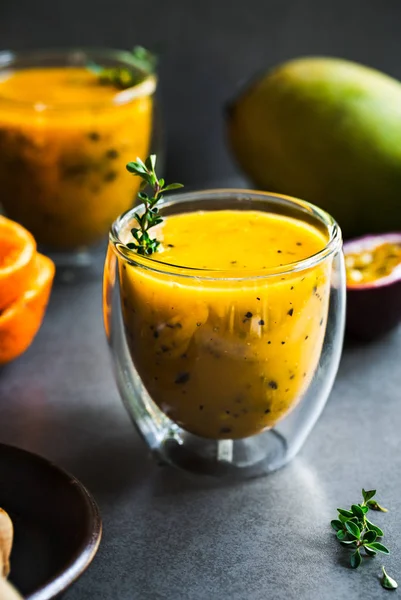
(88, 131), (100, 141)
(288, 308), (294, 316)
(175, 372), (190, 384)
(285, 388), (289, 392)
(264, 408), (271, 414)
(245, 312), (253, 318)
(231, 260), (237, 264)
(122, 264), (126, 270)
(181, 353), (187, 359)
(267, 341), (271, 345)
(225, 410), (231, 415)
(220, 427), (232, 434)
(313, 285), (317, 294)
(196, 322), (202, 327)
(268, 381), (278, 389)
(277, 250), (282, 254)
(199, 405), (204, 411)
(259, 319), (265, 325)
(289, 374), (295, 380)
(61, 162), (91, 179)
(290, 286), (294, 290)
(167, 244), (175, 248)
(303, 372), (307, 377)
(320, 318), (323, 326)
(281, 341), (286, 345)
(301, 277), (305, 282)
(153, 331), (159, 339)
(161, 345), (170, 353)
(106, 148), (119, 159)
(296, 242), (302, 246)
(256, 297), (261, 301)
(104, 170), (117, 182)
(305, 335), (309, 340)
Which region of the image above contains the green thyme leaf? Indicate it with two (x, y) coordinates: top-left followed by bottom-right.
(331, 520), (344, 532)
(365, 519), (384, 537)
(350, 550), (362, 569)
(381, 567), (398, 590)
(352, 504), (365, 519)
(337, 509), (354, 518)
(362, 530), (377, 544)
(345, 521), (361, 539)
(362, 489), (376, 503)
(366, 542), (390, 555)
(367, 500), (388, 513)
(163, 183), (185, 192)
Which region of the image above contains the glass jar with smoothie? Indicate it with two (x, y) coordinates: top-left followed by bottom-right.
(0, 48), (157, 265)
(104, 189), (345, 478)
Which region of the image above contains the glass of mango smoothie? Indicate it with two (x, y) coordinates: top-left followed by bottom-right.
(0, 48), (157, 266)
(104, 190), (345, 478)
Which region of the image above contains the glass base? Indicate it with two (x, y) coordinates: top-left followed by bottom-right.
(157, 427), (289, 478)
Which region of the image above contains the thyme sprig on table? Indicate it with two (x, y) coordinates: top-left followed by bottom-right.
(331, 489), (392, 572)
(125, 155), (183, 255)
(89, 46), (157, 90)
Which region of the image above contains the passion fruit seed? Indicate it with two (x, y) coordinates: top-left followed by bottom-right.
(345, 242), (401, 286)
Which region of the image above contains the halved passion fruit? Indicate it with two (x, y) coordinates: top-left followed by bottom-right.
(345, 233), (401, 340)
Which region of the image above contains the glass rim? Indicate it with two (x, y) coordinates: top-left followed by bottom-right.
(0, 47), (157, 111)
(110, 189), (343, 281)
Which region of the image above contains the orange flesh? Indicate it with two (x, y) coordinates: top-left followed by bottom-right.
(0, 67), (153, 248)
(346, 241), (401, 285)
(0, 215), (36, 310)
(118, 210), (331, 439)
(0, 252), (55, 364)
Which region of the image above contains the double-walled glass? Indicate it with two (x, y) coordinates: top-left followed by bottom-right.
(104, 190), (345, 478)
(0, 48), (159, 266)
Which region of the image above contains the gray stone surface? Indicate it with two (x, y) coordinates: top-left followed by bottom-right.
(1, 1), (401, 597)
(0, 259), (400, 600)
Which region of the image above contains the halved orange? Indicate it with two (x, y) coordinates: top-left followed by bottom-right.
(0, 215), (36, 311)
(0, 253), (55, 364)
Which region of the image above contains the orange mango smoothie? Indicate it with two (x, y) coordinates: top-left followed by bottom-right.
(0, 67), (153, 248)
(119, 210), (330, 439)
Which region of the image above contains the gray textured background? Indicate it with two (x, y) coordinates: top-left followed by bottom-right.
(1, 1), (401, 599)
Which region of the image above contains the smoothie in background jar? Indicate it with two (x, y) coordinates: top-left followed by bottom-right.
(0, 50), (156, 250)
(117, 209), (330, 440)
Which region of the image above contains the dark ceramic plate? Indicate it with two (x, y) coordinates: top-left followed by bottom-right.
(0, 443), (102, 599)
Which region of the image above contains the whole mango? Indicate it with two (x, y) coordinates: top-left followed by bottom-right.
(226, 57), (401, 238)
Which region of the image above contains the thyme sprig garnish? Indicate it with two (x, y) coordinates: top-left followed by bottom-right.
(89, 46), (157, 90)
(331, 489), (391, 571)
(126, 155), (183, 255)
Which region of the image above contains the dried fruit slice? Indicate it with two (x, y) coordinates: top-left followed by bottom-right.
(0, 253), (55, 364)
(345, 233), (401, 339)
(0, 215), (36, 310)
